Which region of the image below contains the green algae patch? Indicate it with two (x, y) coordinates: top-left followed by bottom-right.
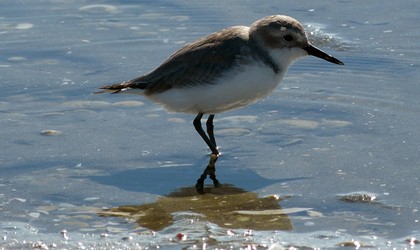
(99, 185), (292, 231)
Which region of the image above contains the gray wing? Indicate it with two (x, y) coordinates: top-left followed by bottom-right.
(115, 27), (250, 95)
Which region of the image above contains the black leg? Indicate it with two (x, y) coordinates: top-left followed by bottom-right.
(196, 154), (220, 194)
(206, 114), (217, 147)
(193, 113), (221, 194)
(193, 113), (219, 155)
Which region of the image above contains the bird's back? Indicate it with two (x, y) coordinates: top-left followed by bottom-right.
(99, 26), (252, 95)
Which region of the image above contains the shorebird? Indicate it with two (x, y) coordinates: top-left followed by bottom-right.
(97, 15), (344, 193)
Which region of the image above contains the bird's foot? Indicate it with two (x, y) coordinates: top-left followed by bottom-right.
(195, 154), (220, 194)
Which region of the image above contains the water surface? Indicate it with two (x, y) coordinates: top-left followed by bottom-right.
(1, 0), (419, 248)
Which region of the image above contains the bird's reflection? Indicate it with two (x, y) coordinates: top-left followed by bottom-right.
(99, 184), (292, 231)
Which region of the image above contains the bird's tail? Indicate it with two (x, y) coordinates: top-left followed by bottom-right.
(94, 82), (129, 94)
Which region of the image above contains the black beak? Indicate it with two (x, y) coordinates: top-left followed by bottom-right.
(304, 44), (344, 65)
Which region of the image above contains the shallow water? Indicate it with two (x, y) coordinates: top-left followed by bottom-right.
(1, 0), (419, 248)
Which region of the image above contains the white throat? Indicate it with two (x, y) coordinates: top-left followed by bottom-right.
(268, 47), (308, 74)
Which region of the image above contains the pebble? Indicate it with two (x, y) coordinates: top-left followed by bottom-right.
(8, 56), (26, 62)
(40, 130), (62, 136)
(279, 119), (319, 129)
(84, 197), (100, 201)
(168, 117), (186, 123)
(62, 100), (111, 109)
(28, 212), (40, 218)
(321, 119), (351, 128)
(15, 23), (33, 30)
(338, 192), (377, 203)
(79, 4), (119, 14)
(112, 101), (144, 107)
(10, 198), (26, 203)
(220, 115), (258, 124)
(217, 128), (251, 136)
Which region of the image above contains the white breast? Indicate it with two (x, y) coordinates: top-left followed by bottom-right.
(148, 62), (285, 114)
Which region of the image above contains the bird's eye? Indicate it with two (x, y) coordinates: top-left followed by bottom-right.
(283, 35), (294, 41)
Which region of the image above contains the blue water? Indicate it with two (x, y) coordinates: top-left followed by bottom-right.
(1, 0), (419, 248)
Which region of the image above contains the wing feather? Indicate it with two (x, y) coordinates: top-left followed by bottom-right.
(99, 26), (250, 95)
